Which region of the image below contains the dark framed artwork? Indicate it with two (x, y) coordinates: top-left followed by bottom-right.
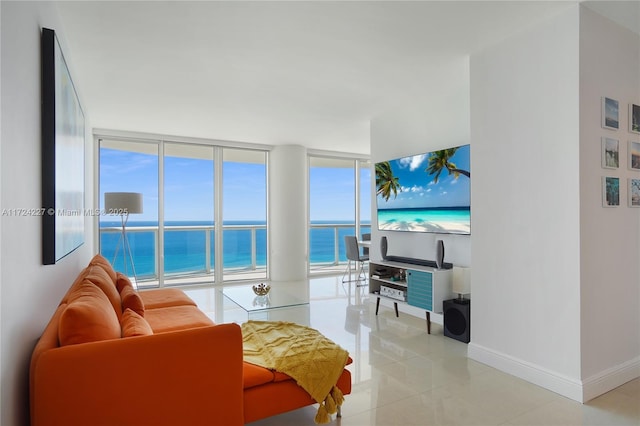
(602, 176), (620, 207)
(602, 97), (619, 130)
(630, 103), (640, 134)
(41, 28), (85, 264)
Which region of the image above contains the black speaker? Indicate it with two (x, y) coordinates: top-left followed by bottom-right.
(443, 299), (470, 343)
(380, 236), (388, 260)
(435, 239), (444, 269)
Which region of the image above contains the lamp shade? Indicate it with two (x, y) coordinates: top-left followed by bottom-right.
(104, 192), (143, 214)
(452, 266), (471, 296)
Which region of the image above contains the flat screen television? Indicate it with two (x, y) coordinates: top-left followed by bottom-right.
(375, 144), (470, 235)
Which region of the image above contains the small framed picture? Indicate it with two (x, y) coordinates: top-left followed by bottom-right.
(601, 137), (619, 169)
(602, 97), (619, 130)
(629, 179), (640, 207)
(603, 176), (620, 207)
(630, 103), (640, 134)
(629, 141), (640, 170)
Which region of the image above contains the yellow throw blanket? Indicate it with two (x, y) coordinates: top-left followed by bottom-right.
(241, 320), (349, 424)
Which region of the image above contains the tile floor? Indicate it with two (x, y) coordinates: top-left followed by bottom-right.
(184, 276), (639, 426)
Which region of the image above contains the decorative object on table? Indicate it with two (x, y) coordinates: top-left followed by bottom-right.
(601, 137), (619, 169)
(435, 239), (445, 269)
(380, 236), (388, 260)
(629, 141), (640, 170)
(252, 283), (271, 296)
(105, 192), (143, 285)
(629, 179), (640, 207)
(630, 103), (640, 134)
(252, 295), (270, 307)
(452, 266), (471, 304)
(602, 176), (620, 207)
(602, 96), (619, 130)
(41, 27), (86, 265)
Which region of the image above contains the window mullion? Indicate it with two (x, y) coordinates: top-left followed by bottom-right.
(158, 141), (165, 288)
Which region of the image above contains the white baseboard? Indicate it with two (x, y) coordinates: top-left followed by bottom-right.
(582, 357), (640, 402)
(468, 343), (584, 402)
(468, 344), (640, 403)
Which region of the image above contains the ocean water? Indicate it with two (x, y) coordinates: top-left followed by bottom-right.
(100, 220), (370, 278)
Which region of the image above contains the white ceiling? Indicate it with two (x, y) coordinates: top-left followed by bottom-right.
(56, 1), (635, 155)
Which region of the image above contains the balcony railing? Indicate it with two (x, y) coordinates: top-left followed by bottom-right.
(100, 223), (370, 282)
(308, 223), (370, 269)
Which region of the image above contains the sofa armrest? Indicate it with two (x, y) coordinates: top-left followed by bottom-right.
(32, 323), (244, 426)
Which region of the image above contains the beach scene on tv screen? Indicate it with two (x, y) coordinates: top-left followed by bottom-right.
(376, 144), (470, 234)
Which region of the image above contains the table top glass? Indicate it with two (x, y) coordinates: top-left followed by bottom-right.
(222, 284), (309, 313)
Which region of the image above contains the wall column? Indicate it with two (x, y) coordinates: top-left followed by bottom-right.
(269, 145), (308, 281)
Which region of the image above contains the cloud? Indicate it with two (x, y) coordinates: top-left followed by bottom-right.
(398, 154), (428, 171)
(401, 184), (424, 193)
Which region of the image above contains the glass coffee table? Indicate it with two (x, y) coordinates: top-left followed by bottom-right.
(221, 284), (309, 321)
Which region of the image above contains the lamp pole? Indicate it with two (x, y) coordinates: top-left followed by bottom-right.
(105, 192), (143, 286)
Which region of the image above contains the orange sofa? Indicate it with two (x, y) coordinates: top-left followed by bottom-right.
(30, 254), (351, 425)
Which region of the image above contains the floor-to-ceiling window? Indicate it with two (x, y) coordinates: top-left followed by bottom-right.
(222, 148), (268, 281)
(308, 155), (371, 274)
(163, 143), (215, 281)
(99, 139), (159, 287)
(98, 135), (269, 286)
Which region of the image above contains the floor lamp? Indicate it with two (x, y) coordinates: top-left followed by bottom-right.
(105, 192), (143, 285)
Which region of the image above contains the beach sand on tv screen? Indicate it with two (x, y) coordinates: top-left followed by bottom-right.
(379, 220), (470, 234)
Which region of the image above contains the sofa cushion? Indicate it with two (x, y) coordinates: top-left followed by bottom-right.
(84, 265), (123, 320)
(144, 305), (214, 333)
(115, 272), (133, 292)
(58, 280), (121, 346)
(60, 266), (91, 305)
(120, 308), (153, 337)
(89, 253), (117, 283)
(120, 285), (144, 317)
(139, 288), (197, 309)
(243, 362), (275, 389)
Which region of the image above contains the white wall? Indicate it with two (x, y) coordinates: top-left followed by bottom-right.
(370, 57), (472, 270)
(468, 6), (584, 400)
(0, 2), (94, 424)
(579, 6), (640, 400)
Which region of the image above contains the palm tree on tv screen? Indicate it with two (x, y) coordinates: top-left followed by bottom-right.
(375, 161), (401, 201)
(426, 148), (470, 183)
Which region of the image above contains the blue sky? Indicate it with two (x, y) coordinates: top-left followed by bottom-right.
(100, 148), (371, 223)
(377, 144), (470, 209)
(309, 167), (371, 222)
(100, 148), (266, 222)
